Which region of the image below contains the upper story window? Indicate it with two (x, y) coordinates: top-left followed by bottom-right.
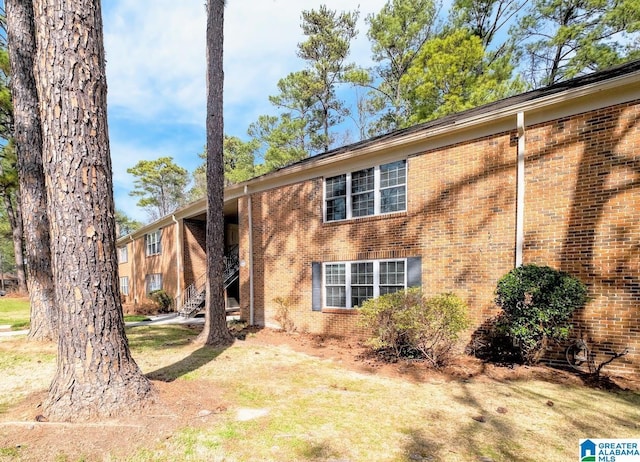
(145, 230), (161, 256)
(117, 246), (128, 263)
(324, 160), (406, 222)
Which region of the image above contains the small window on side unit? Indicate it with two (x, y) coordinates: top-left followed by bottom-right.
(145, 230), (161, 256)
(117, 246), (128, 263)
(119, 276), (129, 296)
(146, 273), (162, 294)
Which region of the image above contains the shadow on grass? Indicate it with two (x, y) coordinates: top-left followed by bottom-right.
(146, 344), (230, 382)
(127, 325), (200, 351)
(297, 439), (343, 461)
(400, 428), (444, 461)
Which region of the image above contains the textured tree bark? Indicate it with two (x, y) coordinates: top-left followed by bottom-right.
(5, 0), (57, 341)
(31, 0), (153, 420)
(198, 0), (234, 346)
(0, 191), (28, 294)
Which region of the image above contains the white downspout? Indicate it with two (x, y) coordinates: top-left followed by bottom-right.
(244, 185), (255, 325)
(129, 235), (136, 305)
(516, 111), (526, 267)
(172, 214), (182, 308)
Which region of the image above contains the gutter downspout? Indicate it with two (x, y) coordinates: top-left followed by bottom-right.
(172, 215), (183, 308)
(516, 111), (526, 267)
(129, 235), (136, 305)
(244, 185), (255, 325)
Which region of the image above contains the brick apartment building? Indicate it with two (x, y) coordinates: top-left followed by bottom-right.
(117, 61), (640, 375)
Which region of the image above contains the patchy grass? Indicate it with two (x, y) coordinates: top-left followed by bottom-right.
(0, 325), (638, 462)
(0, 297), (30, 330)
(123, 315), (152, 323)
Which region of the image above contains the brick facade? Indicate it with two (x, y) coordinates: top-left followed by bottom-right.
(183, 219), (207, 287)
(118, 63), (640, 375)
(238, 100), (640, 375)
(119, 223), (180, 311)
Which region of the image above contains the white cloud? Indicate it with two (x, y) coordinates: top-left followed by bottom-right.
(104, 0), (388, 219)
(103, 0), (386, 130)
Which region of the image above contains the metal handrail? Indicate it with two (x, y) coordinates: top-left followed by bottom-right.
(178, 245), (240, 317)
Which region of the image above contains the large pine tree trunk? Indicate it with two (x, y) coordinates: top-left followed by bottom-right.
(6, 0), (57, 341)
(2, 191), (28, 293)
(32, 0), (153, 420)
(198, 0), (234, 346)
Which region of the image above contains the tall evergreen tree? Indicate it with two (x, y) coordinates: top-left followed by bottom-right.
(199, 0), (234, 346)
(269, 5), (359, 154)
(364, 0), (441, 134)
(127, 156), (189, 221)
(6, 0), (57, 340)
(513, 0), (640, 87)
(32, 0), (152, 420)
(402, 28), (522, 124)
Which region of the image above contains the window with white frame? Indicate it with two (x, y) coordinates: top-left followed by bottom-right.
(323, 259), (406, 309)
(119, 276), (129, 296)
(324, 160), (406, 222)
(145, 230), (161, 256)
(117, 246), (128, 263)
(146, 273), (162, 294)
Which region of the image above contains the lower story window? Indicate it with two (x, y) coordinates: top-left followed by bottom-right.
(324, 259), (406, 309)
(146, 273), (162, 294)
(119, 276), (129, 296)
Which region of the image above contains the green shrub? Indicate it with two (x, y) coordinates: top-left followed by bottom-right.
(358, 289), (470, 367)
(149, 290), (173, 312)
(495, 264), (588, 364)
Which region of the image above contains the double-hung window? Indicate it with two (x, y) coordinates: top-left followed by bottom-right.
(146, 273), (162, 294)
(117, 246), (128, 263)
(324, 160), (406, 222)
(324, 259), (406, 309)
(146, 230), (161, 256)
(119, 276), (129, 296)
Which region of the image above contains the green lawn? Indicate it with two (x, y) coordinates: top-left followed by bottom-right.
(0, 297), (30, 330)
(0, 299), (152, 330)
(0, 324), (638, 462)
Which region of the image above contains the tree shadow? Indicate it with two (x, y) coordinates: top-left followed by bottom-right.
(146, 343), (230, 382)
(239, 91), (639, 374)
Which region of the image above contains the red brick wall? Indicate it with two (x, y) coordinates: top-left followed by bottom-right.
(183, 219), (207, 287)
(121, 223), (180, 311)
(523, 101), (640, 374)
(239, 100), (640, 374)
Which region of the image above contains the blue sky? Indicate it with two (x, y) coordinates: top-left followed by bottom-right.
(103, 0), (390, 222)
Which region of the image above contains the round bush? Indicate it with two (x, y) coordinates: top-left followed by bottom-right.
(358, 288), (470, 367)
(495, 264), (588, 364)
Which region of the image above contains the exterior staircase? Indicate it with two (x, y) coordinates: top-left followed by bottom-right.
(178, 245), (240, 317)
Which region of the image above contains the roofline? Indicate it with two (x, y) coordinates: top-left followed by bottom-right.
(119, 60), (640, 244)
(226, 59), (640, 198)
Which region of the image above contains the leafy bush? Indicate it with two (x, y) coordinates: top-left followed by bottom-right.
(358, 289), (470, 367)
(149, 290), (173, 312)
(495, 264), (588, 364)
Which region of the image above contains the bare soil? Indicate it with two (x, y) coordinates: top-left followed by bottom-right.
(1, 327), (638, 462)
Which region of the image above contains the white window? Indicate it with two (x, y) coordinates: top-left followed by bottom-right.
(146, 273), (162, 294)
(117, 246), (128, 263)
(324, 160), (406, 222)
(119, 276), (129, 296)
(145, 230), (161, 256)
(323, 259), (406, 309)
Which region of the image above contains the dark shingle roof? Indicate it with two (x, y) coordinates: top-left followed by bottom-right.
(273, 59), (640, 172)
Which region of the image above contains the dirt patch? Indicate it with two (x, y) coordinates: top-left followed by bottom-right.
(0, 380), (229, 462)
(241, 328), (640, 391)
(1, 327), (638, 461)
